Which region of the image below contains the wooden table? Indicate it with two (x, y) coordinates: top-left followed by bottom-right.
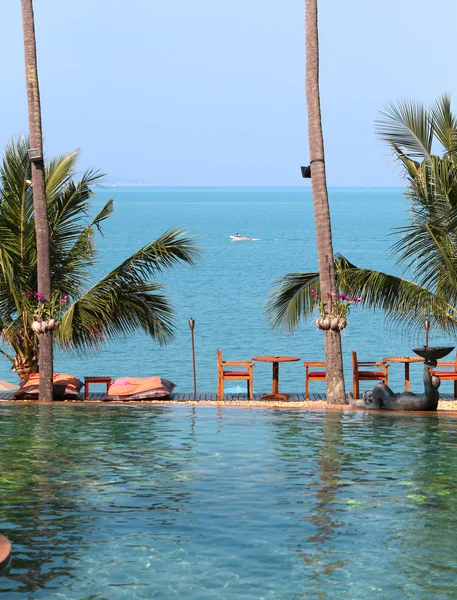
(382, 356), (423, 392)
(84, 376), (112, 398)
(252, 355), (300, 400)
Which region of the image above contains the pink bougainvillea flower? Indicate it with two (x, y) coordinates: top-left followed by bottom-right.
(311, 290), (318, 297)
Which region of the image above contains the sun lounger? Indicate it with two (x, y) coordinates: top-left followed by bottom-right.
(13, 373), (83, 400)
(105, 376), (175, 401)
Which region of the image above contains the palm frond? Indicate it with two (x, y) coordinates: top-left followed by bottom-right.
(431, 92), (457, 154)
(56, 228), (201, 350)
(432, 154), (457, 208)
(266, 271), (319, 333)
(0, 348), (14, 365)
(376, 99), (433, 161)
(89, 197), (113, 233)
(0, 137), (31, 204)
(51, 199), (114, 297)
(45, 150), (79, 203)
(48, 168), (104, 250)
(335, 254), (457, 333)
(390, 142), (421, 180)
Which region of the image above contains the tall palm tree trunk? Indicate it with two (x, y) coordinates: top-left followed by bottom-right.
(20, 0), (53, 400)
(305, 0), (345, 404)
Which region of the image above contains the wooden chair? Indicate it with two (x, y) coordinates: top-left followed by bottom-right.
(217, 349), (254, 400)
(433, 352), (457, 398)
(352, 349), (389, 399)
(304, 361), (326, 399)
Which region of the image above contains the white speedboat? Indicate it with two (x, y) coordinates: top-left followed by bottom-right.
(230, 234), (252, 241)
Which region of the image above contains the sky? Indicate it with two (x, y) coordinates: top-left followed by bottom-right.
(1, 0), (456, 187)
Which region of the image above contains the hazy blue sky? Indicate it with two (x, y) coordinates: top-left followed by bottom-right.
(1, 0), (456, 186)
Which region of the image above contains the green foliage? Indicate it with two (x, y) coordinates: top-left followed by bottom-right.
(266, 272), (319, 333)
(267, 94), (457, 336)
(0, 138), (200, 374)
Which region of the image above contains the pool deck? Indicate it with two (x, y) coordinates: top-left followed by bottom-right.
(1, 391), (457, 411)
(0, 391), (333, 403)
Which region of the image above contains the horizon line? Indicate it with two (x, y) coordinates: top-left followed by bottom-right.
(100, 184), (406, 189)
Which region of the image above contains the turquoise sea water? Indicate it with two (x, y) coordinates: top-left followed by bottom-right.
(2, 405), (457, 599)
(0, 186), (454, 394)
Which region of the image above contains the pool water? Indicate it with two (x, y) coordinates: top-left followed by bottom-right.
(2, 405), (457, 599)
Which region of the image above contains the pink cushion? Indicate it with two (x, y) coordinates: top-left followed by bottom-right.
(358, 371), (385, 378)
(308, 371), (326, 378)
(224, 370), (249, 377)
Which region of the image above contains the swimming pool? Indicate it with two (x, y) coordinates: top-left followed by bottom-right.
(1, 405), (457, 599)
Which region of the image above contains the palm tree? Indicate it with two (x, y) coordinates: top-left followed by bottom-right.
(337, 93), (457, 333)
(267, 94), (457, 340)
(0, 138), (200, 379)
(304, 0), (345, 403)
(20, 0), (53, 399)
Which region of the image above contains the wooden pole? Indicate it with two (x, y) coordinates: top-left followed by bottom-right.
(189, 317), (197, 398)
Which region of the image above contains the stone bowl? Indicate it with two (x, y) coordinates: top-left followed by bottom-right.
(412, 346), (455, 361)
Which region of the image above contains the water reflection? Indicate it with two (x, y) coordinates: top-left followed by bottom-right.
(305, 412), (346, 590)
(0, 405), (197, 596)
(269, 411), (348, 597)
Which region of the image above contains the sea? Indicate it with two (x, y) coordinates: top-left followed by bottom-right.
(0, 186), (453, 396)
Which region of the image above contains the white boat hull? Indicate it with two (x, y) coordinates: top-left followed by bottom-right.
(230, 235), (252, 241)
